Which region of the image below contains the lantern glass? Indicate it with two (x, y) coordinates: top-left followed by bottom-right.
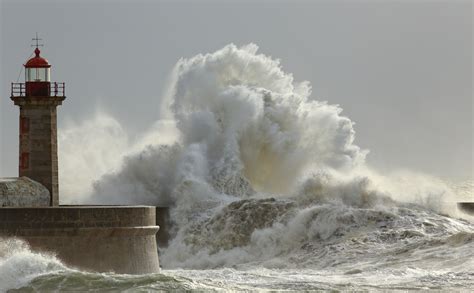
(26, 68), (50, 82)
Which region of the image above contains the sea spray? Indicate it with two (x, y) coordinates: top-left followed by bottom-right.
(72, 44), (366, 202)
(0, 238), (67, 291)
(59, 115), (178, 204)
(53, 44), (473, 273)
(0, 241), (196, 292)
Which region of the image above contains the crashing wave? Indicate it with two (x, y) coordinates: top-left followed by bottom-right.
(52, 44), (473, 271)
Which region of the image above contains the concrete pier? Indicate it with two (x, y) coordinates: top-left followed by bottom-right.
(0, 206), (160, 274)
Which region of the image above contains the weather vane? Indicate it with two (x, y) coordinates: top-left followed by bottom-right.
(31, 32), (44, 49)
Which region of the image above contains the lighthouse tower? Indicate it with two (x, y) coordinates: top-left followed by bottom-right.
(10, 36), (65, 206)
(1, 36), (163, 275)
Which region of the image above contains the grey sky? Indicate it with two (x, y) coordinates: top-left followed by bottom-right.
(1, 0), (472, 180)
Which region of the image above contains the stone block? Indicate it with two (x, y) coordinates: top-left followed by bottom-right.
(0, 177), (50, 207)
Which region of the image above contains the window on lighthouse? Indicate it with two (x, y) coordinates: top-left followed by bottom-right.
(26, 68), (50, 82)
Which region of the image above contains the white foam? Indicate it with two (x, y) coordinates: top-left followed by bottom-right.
(0, 238), (68, 292)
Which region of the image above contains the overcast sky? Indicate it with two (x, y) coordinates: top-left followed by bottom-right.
(1, 0), (472, 180)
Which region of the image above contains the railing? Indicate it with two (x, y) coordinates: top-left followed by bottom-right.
(50, 82), (65, 97)
(11, 83), (25, 96)
(11, 82), (65, 97)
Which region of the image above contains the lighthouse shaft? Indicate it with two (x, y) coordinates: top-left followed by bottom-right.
(10, 45), (65, 206)
(12, 96), (65, 206)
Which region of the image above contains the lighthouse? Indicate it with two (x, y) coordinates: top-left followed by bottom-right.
(10, 35), (65, 206)
(1, 36), (165, 274)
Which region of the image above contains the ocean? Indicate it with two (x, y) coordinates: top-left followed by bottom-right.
(2, 191), (473, 291)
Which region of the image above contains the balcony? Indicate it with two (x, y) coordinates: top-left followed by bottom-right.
(11, 82), (65, 98)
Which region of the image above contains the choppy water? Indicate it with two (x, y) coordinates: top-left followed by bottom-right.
(2, 196), (473, 292)
(2, 44), (473, 291)
(8, 267), (474, 292)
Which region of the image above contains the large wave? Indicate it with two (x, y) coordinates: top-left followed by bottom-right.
(0, 238), (67, 291)
(55, 44), (473, 270)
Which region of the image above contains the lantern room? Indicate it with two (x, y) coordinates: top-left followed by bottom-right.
(25, 48), (51, 82)
(11, 46), (65, 98)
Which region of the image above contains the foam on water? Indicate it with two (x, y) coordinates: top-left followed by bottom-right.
(0, 239), (68, 292)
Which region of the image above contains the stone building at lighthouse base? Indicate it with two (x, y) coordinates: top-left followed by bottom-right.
(0, 178), (163, 274)
(0, 203), (161, 274)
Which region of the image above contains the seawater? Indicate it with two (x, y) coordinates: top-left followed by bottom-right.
(2, 180), (473, 291)
(1, 200), (473, 292)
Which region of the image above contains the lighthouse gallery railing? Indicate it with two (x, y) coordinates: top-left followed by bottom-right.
(11, 82), (65, 97)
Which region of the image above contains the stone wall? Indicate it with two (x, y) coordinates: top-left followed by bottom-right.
(0, 206), (160, 274)
(0, 177), (50, 207)
(12, 95), (65, 206)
